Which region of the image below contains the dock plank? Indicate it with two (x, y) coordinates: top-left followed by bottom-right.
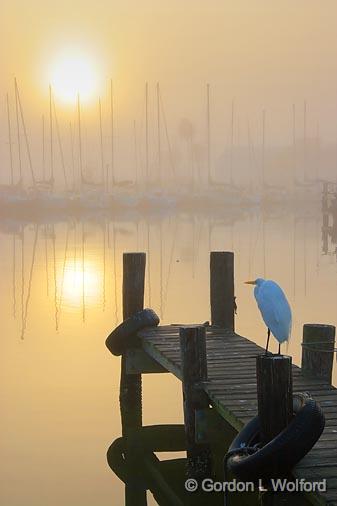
(138, 325), (337, 506)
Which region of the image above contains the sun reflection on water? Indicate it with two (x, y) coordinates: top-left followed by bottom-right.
(61, 257), (102, 307)
(1, 209), (337, 506)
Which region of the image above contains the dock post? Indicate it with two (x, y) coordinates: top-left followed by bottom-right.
(180, 326), (212, 480)
(120, 252), (146, 505)
(256, 355), (293, 446)
(120, 252), (146, 432)
(301, 324), (336, 384)
(210, 251), (235, 330)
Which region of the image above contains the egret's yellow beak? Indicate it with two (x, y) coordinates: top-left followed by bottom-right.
(245, 280), (256, 285)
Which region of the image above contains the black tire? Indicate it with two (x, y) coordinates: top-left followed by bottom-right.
(107, 437), (128, 482)
(106, 308), (160, 356)
(227, 393), (325, 483)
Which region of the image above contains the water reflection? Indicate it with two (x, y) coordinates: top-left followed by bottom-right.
(3, 203), (337, 357)
(322, 183), (337, 258)
(1, 198), (336, 505)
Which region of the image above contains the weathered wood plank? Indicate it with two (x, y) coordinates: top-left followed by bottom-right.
(138, 325), (337, 506)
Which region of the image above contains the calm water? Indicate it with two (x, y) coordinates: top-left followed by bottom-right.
(1, 202), (336, 506)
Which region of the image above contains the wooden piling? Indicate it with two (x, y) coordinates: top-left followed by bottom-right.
(210, 251), (235, 330)
(180, 325), (212, 479)
(123, 252), (146, 320)
(121, 252), (146, 506)
(256, 355), (293, 445)
(301, 324), (336, 384)
(120, 252), (146, 433)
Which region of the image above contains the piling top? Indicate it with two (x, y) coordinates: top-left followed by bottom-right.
(257, 354), (292, 361)
(123, 252), (146, 257)
(210, 251), (234, 257)
(304, 323), (335, 331)
(179, 324), (206, 331)
(302, 323), (335, 384)
(303, 323), (336, 343)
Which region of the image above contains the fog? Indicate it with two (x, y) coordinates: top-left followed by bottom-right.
(1, 1), (337, 192)
(2, 4), (337, 506)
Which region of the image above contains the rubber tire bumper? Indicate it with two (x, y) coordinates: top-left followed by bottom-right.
(106, 308), (160, 356)
(227, 394), (325, 483)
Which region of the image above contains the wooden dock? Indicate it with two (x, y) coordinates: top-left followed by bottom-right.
(134, 325), (337, 505)
(108, 251), (337, 506)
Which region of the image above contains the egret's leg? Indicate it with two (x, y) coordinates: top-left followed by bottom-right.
(265, 328), (270, 355)
(278, 343), (281, 355)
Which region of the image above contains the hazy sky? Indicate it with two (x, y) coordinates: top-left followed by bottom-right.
(1, 0), (337, 180)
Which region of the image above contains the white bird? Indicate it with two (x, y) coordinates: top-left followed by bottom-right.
(245, 278), (292, 355)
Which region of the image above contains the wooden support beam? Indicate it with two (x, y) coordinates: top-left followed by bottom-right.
(195, 407), (236, 445)
(180, 325), (212, 480)
(210, 251), (235, 330)
(126, 348), (167, 374)
(120, 252), (146, 433)
(256, 354), (293, 446)
(120, 252), (146, 506)
(301, 323), (336, 384)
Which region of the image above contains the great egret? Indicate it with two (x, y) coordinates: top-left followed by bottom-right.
(245, 278), (292, 354)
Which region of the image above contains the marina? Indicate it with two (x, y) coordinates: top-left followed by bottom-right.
(2, 3), (337, 505)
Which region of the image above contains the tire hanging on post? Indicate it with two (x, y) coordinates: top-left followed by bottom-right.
(225, 393), (325, 483)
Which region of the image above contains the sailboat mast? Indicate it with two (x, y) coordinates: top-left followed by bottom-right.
(42, 115), (46, 181)
(53, 97), (68, 190)
(292, 104), (296, 187)
(159, 89), (175, 178)
(15, 78), (36, 187)
(230, 99), (234, 185)
(102, 222), (106, 311)
(156, 82), (161, 185)
(21, 225), (39, 339)
(303, 100), (307, 181)
(20, 225), (25, 339)
(77, 94), (83, 185)
(49, 85), (54, 183)
(247, 119), (254, 188)
(134, 119), (139, 186)
(99, 98), (104, 190)
(12, 233), (17, 319)
(44, 224), (49, 296)
(110, 79), (114, 189)
(14, 80), (22, 183)
(51, 224), (59, 331)
(206, 83), (211, 185)
(82, 222), (86, 323)
(145, 81), (149, 183)
(316, 120), (320, 182)
(262, 109), (266, 187)
(6, 93), (14, 186)
(69, 122), (75, 192)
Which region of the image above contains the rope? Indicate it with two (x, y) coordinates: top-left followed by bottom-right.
(301, 342), (337, 353)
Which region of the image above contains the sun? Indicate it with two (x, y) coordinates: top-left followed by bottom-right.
(61, 257), (102, 306)
(49, 51), (99, 104)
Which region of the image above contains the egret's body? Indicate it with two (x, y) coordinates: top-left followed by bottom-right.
(246, 278), (292, 354)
